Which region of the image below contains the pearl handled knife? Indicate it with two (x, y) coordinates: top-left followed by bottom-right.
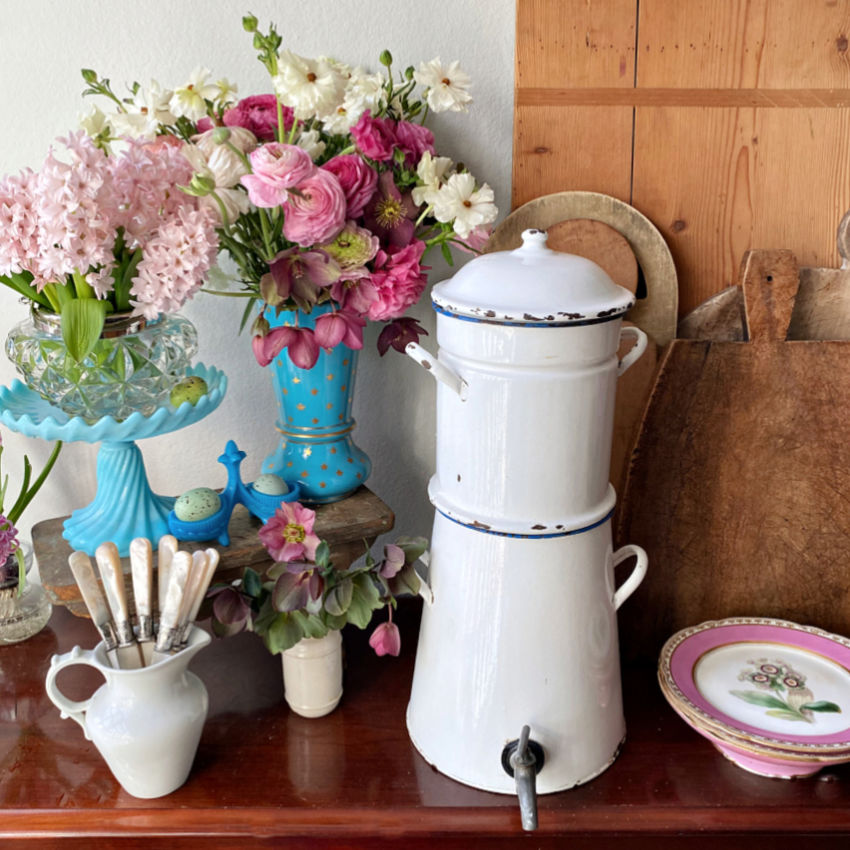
(157, 534), (178, 624)
(67, 550), (121, 670)
(129, 537), (154, 666)
(151, 550), (192, 664)
(95, 542), (144, 670)
(176, 548), (220, 649)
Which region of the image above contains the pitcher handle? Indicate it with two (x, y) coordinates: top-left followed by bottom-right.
(617, 326), (648, 377)
(414, 551), (434, 606)
(45, 646), (101, 737)
(612, 544), (648, 610)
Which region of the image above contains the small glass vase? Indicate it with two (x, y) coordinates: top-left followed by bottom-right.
(0, 543), (52, 645)
(5, 309), (198, 422)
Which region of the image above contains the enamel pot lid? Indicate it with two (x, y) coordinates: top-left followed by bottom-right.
(431, 228), (636, 326)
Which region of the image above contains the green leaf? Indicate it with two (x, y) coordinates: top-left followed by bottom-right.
(314, 540), (330, 570)
(800, 701), (842, 713)
(242, 567), (263, 599)
(263, 612), (305, 654)
(764, 709), (808, 722)
(440, 241), (453, 265)
(387, 562), (421, 598)
(345, 573), (382, 629)
(395, 536), (429, 564)
(324, 577), (354, 617)
(61, 299), (107, 362)
(729, 690), (791, 710)
(290, 610), (329, 640)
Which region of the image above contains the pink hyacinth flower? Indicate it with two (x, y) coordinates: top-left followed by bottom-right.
(259, 501), (321, 563)
(369, 620), (402, 657)
(313, 309), (366, 351)
(241, 143), (316, 208)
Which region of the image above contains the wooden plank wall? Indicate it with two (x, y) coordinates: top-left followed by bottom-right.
(515, 0), (850, 315)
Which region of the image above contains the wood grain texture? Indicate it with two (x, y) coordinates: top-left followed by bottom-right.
(3, 603), (850, 847)
(514, 0), (850, 316)
(617, 251), (850, 658)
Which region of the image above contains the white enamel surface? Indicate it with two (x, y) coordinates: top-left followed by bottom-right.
(432, 229), (635, 324)
(427, 317), (630, 526)
(694, 643), (850, 736)
(45, 628), (210, 798)
(406, 513), (646, 793)
(282, 630), (343, 719)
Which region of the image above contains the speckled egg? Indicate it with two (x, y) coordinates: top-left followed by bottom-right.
(252, 473), (289, 496)
(174, 487), (221, 522)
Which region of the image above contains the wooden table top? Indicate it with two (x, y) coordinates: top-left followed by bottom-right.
(2, 600), (850, 848)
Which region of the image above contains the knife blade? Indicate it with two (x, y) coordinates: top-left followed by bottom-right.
(151, 550), (191, 664)
(129, 537), (154, 666)
(176, 548), (220, 649)
(95, 541), (143, 670)
(156, 534), (178, 625)
(67, 550), (121, 669)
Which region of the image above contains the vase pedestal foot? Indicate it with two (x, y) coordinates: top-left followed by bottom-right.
(62, 441), (174, 556)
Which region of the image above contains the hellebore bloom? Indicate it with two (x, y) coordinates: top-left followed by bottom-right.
(251, 324), (320, 369)
(272, 563), (324, 613)
(369, 619), (401, 657)
(376, 316), (428, 356)
(363, 171), (418, 249)
(259, 501), (321, 563)
(314, 309), (366, 351)
(378, 543), (406, 579)
(263, 248), (341, 308)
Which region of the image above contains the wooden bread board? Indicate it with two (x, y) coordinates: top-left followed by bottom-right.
(617, 249), (850, 659)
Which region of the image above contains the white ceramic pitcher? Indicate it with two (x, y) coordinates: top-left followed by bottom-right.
(45, 627), (210, 798)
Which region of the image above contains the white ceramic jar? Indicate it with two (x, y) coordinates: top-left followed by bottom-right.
(406, 229), (646, 529)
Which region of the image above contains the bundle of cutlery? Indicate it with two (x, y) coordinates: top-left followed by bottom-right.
(67, 535), (219, 669)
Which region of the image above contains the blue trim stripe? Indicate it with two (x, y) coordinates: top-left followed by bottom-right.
(436, 506), (615, 538)
(431, 303), (630, 328)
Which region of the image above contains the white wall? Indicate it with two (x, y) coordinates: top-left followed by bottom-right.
(0, 0), (515, 549)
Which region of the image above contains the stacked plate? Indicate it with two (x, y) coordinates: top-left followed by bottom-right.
(658, 616), (850, 778)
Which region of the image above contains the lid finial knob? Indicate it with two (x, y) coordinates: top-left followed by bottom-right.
(520, 228), (549, 250)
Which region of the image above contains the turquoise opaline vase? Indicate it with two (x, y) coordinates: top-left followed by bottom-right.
(261, 304), (371, 503)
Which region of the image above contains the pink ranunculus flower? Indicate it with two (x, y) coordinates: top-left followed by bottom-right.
(282, 169), (347, 247)
(367, 240), (429, 321)
(240, 143), (316, 208)
(393, 120), (435, 167)
(224, 94), (294, 142)
(259, 501), (321, 563)
(369, 620), (401, 657)
(350, 111), (396, 162)
(320, 154), (378, 219)
(314, 309), (366, 351)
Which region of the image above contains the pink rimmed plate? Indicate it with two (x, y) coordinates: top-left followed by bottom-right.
(659, 617), (850, 757)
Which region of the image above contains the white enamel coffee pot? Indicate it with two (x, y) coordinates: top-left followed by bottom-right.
(405, 229), (647, 529)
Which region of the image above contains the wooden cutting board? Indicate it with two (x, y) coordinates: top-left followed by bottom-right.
(617, 249), (850, 659)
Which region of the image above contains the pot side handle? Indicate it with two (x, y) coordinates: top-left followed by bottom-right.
(45, 646), (101, 738)
(617, 326), (648, 377)
(405, 343), (468, 400)
(612, 544), (648, 610)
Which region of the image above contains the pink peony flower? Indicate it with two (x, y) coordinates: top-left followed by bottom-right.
(367, 240), (429, 321)
(393, 120), (435, 167)
(224, 94), (294, 142)
(240, 143), (316, 208)
(259, 501), (321, 563)
(314, 309), (366, 351)
(320, 154), (378, 219)
(369, 620), (401, 657)
(282, 169), (347, 247)
(350, 111), (396, 162)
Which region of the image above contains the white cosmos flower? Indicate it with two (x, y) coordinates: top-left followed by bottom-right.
(273, 50), (347, 120)
(412, 151), (455, 207)
(343, 69), (385, 117)
(110, 109), (160, 139)
(293, 128), (326, 160)
(414, 58), (473, 113)
(170, 67), (219, 121)
(432, 172), (498, 239)
(137, 80), (176, 125)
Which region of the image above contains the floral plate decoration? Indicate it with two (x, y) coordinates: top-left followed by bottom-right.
(658, 617), (850, 757)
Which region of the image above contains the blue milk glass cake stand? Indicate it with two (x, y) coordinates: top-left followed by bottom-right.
(0, 363), (226, 557)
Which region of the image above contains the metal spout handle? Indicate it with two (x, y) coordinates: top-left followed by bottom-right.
(502, 725), (545, 832)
